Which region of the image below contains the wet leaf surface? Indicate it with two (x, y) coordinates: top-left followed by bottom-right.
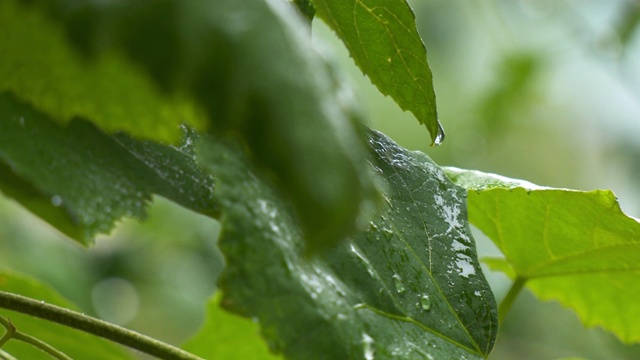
(0, 93), (216, 244)
(198, 131), (497, 359)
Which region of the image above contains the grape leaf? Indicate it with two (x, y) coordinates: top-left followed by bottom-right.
(0, 93), (217, 244)
(3, 0), (379, 251)
(313, 0), (442, 144)
(0, 270), (132, 359)
(182, 293), (281, 360)
(197, 131), (497, 359)
(446, 167), (640, 344)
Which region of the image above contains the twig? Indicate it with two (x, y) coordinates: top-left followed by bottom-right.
(0, 291), (203, 360)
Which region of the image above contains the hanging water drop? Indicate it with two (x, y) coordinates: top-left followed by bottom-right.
(392, 274), (405, 294)
(431, 122), (445, 146)
(419, 294), (431, 311)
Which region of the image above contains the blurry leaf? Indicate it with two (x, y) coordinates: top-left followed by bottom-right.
(0, 270), (132, 359)
(313, 0), (442, 144)
(479, 53), (541, 135)
(182, 293), (281, 360)
(0, 0), (204, 144)
(4, 0), (378, 251)
(0, 93), (217, 244)
(198, 131), (497, 359)
(446, 167), (640, 344)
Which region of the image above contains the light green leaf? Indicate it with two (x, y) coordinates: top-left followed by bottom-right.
(0, 0), (204, 144)
(3, 0), (378, 251)
(0, 270), (132, 359)
(182, 293), (281, 360)
(446, 167), (640, 344)
(313, 0), (442, 144)
(0, 93), (217, 244)
(198, 131), (497, 359)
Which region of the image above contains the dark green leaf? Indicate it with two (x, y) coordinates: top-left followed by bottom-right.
(3, 0), (379, 251)
(0, 270), (132, 359)
(313, 0), (442, 144)
(446, 167), (640, 344)
(0, 93), (217, 244)
(198, 131), (497, 359)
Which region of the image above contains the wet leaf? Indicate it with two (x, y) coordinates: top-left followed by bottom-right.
(446, 167), (640, 344)
(2, 0), (378, 251)
(182, 293), (281, 360)
(198, 131), (497, 359)
(0, 270), (132, 359)
(0, 93), (217, 244)
(313, 0), (442, 144)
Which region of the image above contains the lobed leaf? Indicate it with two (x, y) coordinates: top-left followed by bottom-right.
(0, 93), (217, 244)
(313, 0), (443, 144)
(446, 167), (640, 344)
(198, 131), (497, 359)
(0, 270), (132, 359)
(2, 0), (378, 251)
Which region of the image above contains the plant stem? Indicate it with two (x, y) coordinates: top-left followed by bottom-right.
(498, 276), (527, 325)
(1, 315), (71, 359)
(0, 315), (72, 360)
(0, 291), (204, 360)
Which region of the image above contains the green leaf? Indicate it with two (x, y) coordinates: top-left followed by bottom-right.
(182, 293), (281, 360)
(0, 93), (217, 244)
(3, 0), (379, 251)
(0, 270), (132, 359)
(445, 167), (640, 344)
(198, 131), (497, 359)
(0, 0), (204, 144)
(313, 0), (442, 144)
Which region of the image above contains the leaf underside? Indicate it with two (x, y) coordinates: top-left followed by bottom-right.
(199, 132), (497, 359)
(446, 167), (640, 344)
(0, 93), (217, 244)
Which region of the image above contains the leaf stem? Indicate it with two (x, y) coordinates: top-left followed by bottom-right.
(0, 315), (72, 360)
(498, 276), (527, 325)
(0, 291), (203, 360)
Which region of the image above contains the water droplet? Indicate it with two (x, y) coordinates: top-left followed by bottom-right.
(392, 274), (405, 294)
(351, 244), (377, 278)
(387, 57), (392, 63)
(51, 195), (63, 207)
(362, 333), (375, 360)
(432, 122), (445, 146)
(419, 294), (431, 311)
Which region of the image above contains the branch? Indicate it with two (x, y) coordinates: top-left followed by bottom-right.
(0, 291), (203, 360)
(0, 316), (71, 360)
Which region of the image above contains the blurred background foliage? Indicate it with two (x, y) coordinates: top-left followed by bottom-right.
(2, 0), (640, 359)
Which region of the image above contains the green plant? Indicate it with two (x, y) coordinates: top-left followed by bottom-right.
(0, 0), (638, 359)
